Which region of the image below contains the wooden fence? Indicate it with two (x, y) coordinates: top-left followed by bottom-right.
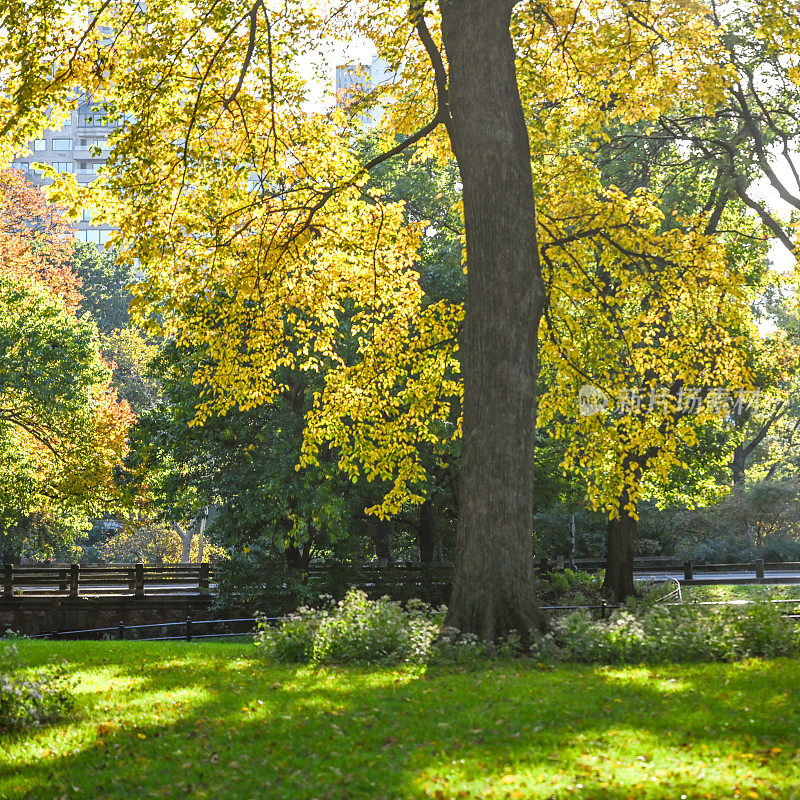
(1, 563), (212, 599)
(4, 556), (800, 603)
(303, 557), (800, 603)
(555, 557), (800, 581)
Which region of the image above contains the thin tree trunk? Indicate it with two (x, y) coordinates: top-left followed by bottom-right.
(731, 444), (747, 486)
(418, 497), (439, 563)
(440, 0), (546, 644)
(172, 522), (193, 563)
(602, 498), (637, 602)
(196, 508), (207, 563)
(368, 518), (395, 565)
(284, 542), (312, 572)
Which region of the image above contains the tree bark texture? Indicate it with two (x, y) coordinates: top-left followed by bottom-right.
(602, 499), (637, 602)
(440, 0), (546, 643)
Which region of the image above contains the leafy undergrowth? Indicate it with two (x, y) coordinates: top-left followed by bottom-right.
(3, 642), (800, 799)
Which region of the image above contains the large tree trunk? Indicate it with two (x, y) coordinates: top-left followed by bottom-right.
(440, 0), (546, 644)
(602, 499), (637, 602)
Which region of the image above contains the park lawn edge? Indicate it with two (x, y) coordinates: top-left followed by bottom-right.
(2, 640), (799, 800)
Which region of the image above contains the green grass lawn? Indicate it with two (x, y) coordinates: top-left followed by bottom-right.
(3, 641), (800, 800)
(681, 584), (800, 603)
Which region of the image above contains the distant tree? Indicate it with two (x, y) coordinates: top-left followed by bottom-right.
(0, 170), (132, 561)
(0, 274), (132, 559)
(70, 243), (136, 334)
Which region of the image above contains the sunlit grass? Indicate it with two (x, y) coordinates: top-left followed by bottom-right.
(682, 584), (800, 603)
(3, 641), (800, 799)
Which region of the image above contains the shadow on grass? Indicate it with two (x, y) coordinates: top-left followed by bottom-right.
(3, 641), (800, 799)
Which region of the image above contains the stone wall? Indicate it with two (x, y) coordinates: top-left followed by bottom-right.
(0, 596), (214, 636)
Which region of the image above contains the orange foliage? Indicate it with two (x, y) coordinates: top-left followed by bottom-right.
(0, 168), (81, 311)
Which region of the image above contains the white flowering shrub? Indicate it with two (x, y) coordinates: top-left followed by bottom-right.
(537, 602), (800, 664)
(255, 589), (443, 666)
(430, 626), (486, 663)
(0, 640), (75, 733)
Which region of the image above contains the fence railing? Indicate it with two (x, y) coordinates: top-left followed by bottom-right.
(28, 616), (261, 641)
(1, 563), (213, 599)
(302, 557), (800, 599)
(24, 595), (800, 641)
(566, 557), (800, 577)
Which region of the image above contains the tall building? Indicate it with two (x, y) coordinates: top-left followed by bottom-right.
(10, 100), (117, 248)
(335, 56), (390, 124)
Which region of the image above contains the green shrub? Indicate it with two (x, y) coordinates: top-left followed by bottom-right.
(0, 640), (75, 733)
(255, 589), (443, 666)
(254, 603), (330, 663)
(731, 601), (799, 658)
(537, 569), (605, 607)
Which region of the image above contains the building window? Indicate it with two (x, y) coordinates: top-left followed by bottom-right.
(33, 139), (46, 151)
(52, 138), (73, 150)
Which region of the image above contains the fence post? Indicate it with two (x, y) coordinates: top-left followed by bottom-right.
(135, 563), (145, 598)
(199, 562), (210, 597)
(755, 559), (765, 580)
(69, 563), (80, 598)
(683, 561), (693, 581)
(600, 600), (607, 620)
(186, 615), (192, 642)
(118, 621), (125, 640)
(3, 564), (12, 598)
(557, 555), (565, 572)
